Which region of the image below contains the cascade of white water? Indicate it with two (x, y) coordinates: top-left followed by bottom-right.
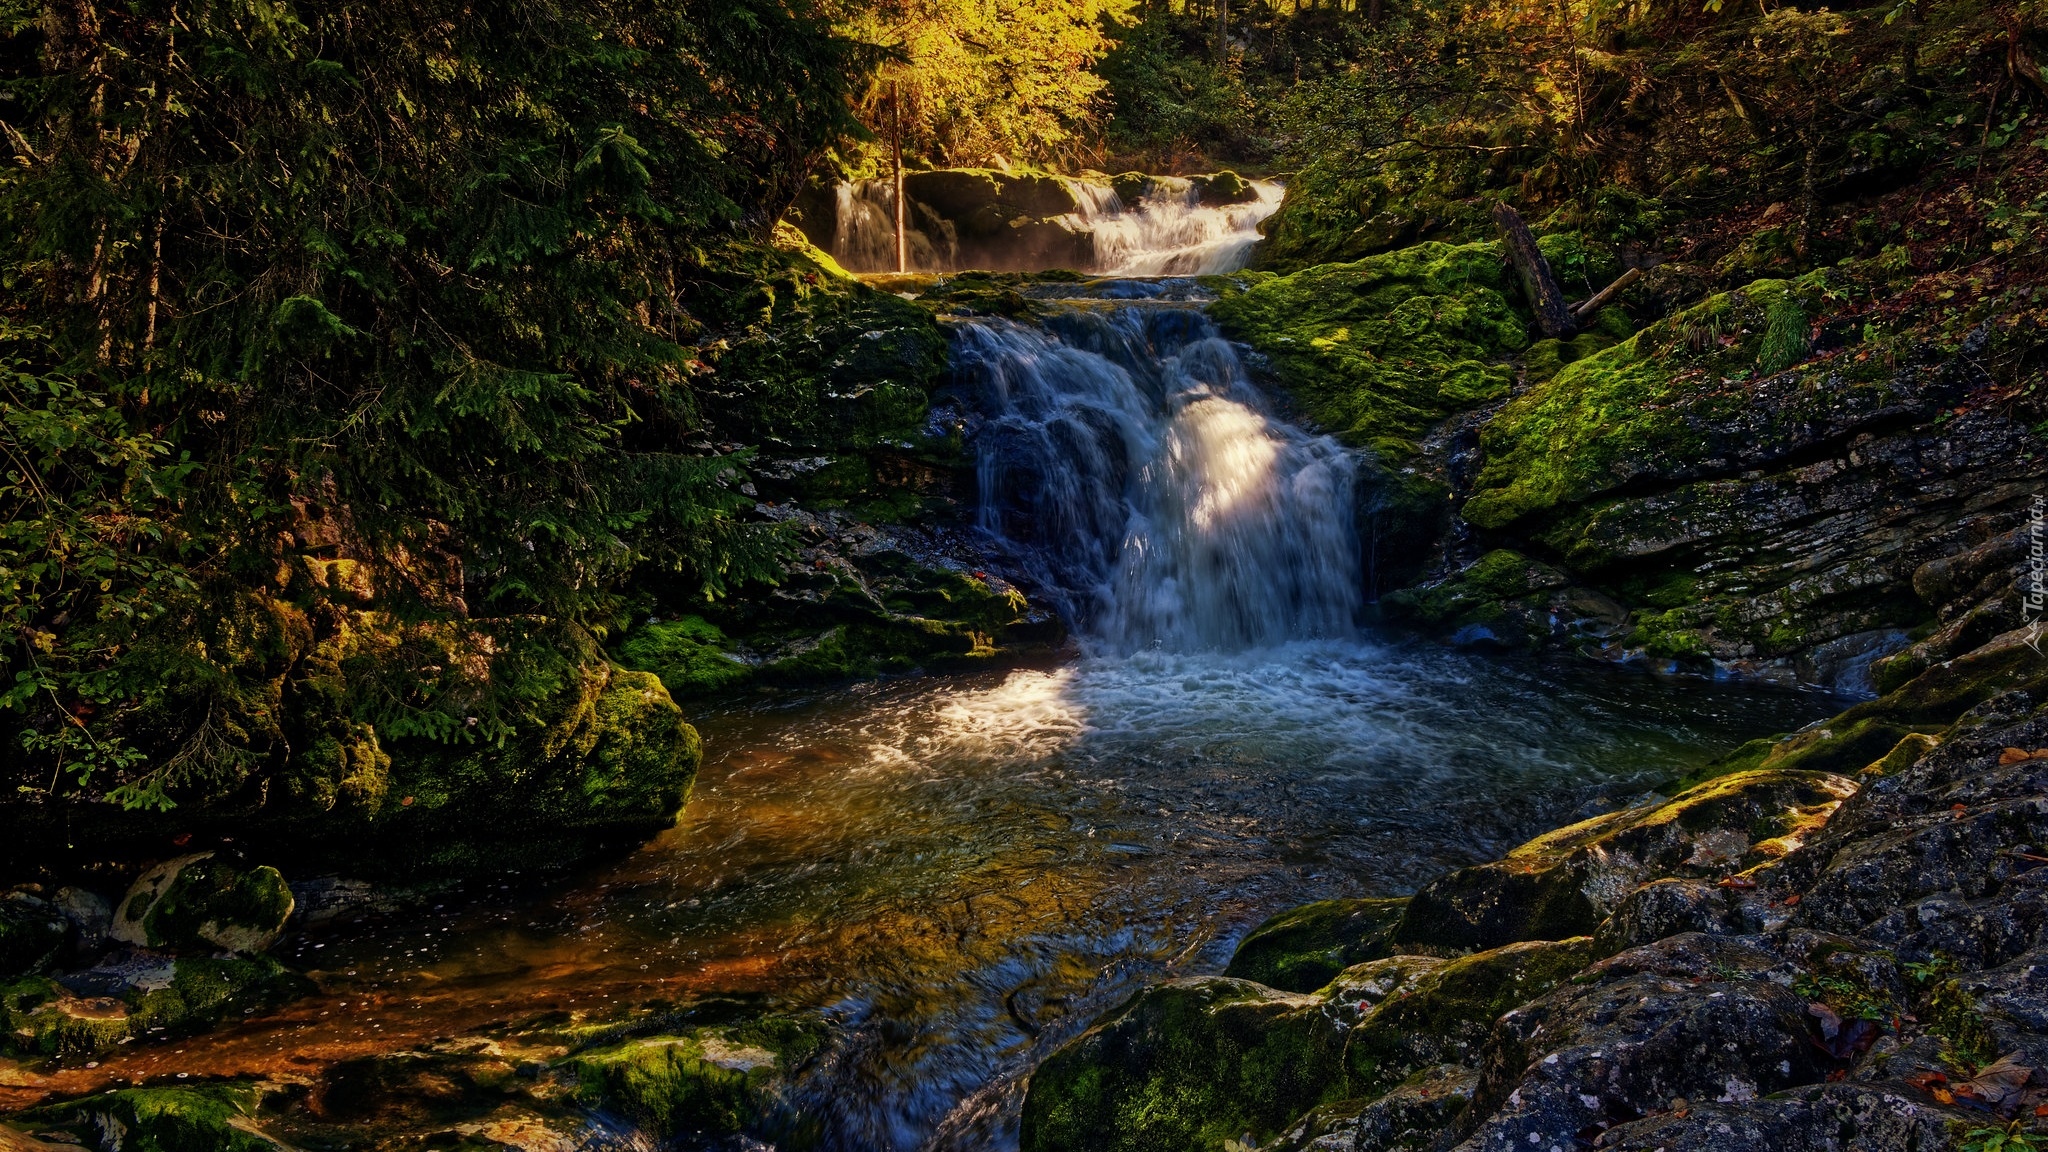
(1066, 179), (1287, 276)
(955, 301), (1361, 653)
(822, 175), (1282, 275)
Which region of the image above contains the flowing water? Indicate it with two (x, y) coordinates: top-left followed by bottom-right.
(828, 176), (1284, 275)
(17, 188), (1840, 1149)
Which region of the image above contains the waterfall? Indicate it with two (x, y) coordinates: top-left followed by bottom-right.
(1071, 180), (1287, 277)
(955, 297), (1361, 654)
(822, 176), (1281, 275)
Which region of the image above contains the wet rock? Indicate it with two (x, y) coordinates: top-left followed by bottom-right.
(1591, 1081), (1952, 1151)
(1593, 878), (1755, 955)
(1268, 1065), (1477, 1152)
(1190, 170), (1258, 206)
(569, 1012), (827, 1144)
(0, 895), (71, 981)
(1019, 976), (1346, 1152)
(51, 888), (111, 961)
(1395, 769), (1854, 952)
(1224, 898), (1409, 993)
(1456, 933), (1824, 1152)
(109, 854), (294, 955)
(1343, 939), (1596, 1095)
(5, 953), (310, 1058)
(20, 1083), (285, 1151)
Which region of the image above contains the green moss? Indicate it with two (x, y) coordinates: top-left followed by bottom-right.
(1209, 241), (1529, 460)
(26, 1084), (278, 1152)
(1019, 977), (1346, 1152)
(1462, 275), (1836, 531)
(1627, 607), (1712, 660)
(1223, 898), (1409, 993)
(1755, 632), (2048, 776)
(138, 858), (294, 954)
(616, 616), (754, 698)
(1343, 939), (1596, 1094)
(1381, 550), (1565, 644)
(571, 1015), (825, 1144)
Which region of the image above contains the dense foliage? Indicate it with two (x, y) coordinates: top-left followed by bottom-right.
(0, 0), (942, 863)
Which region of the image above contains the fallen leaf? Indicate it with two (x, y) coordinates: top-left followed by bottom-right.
(2002, 747), (2033, 765)
(1782, 894), (1802, 906)
(1718, 876), (1757, 889)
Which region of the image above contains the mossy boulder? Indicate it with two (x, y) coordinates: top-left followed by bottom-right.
(1394, 769), (1857, 953)
(1750, 626), (2048, 778)
(570, 1014), (826, 1145)
(22, 1083), (282, 1152)
(615, 615), (754, 698)
(1266, 1064), (1477, 1152)
(1019, 976), (1347, 1152)
(1339, 938), (1597, 1094)
(1223, 898), (1408, 993)
(2, 955), (311, 1058)
(1189, 170), (1257, 206)
(110, 855), (294, 954)
(1460, 271), (1960, 535)
(1380, 549), (1589, 649)
(1208, 240), (1528, 459)
(0, 894), (72, 979)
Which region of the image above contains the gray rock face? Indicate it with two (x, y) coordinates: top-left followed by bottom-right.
(1025, 645), (2048, 1152)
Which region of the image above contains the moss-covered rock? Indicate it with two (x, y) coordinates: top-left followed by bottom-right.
(1394, 769), (1856, 952)
(22, 1083), (283, 1152)
(1223, 898), (1408, 993)
(110, 854), (294, 954)
(1189, 170), (1257, 206)
(1265, 1064), (1477, 1152)
(2, 954), (311, 1058)
(1340, 938), (1596, 1094)
(1208, 240), (1528, 459)
(1460, 268), (1983, 538)
(570, 1013), (827, 1145)
(1019, 976), (1347, 1152)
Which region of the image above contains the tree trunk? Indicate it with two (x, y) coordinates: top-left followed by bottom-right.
(1571, 267), (1642, 321)
(1795, 138), (1818, 260)
(1217, 0), (1229, 63)
(892, 80), (907, 275)
(1491, 203), (1576, 338)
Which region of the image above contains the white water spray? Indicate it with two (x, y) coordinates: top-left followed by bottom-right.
(956, 300), (1361, 653)
(824, 176), (1282, 275)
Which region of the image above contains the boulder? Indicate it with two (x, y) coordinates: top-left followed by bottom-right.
(1454, 933), (1827, 1152)
(1341, 939), (1596, 1095)
(1019, 976), (1346, 1152)
(570, 1013), (827, 1144)
(1268, 1065), (1477, 1152)
(1190, 170), (1259, 206)
(1224, 898), (1408, 993)
(0, 894), (72, 980)
(1394, 768), (1856, 953)
(110, 854), (294, 954)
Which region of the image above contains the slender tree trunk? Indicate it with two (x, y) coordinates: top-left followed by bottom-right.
(1492, 203), (1576, 338)
(1217, 0), (1228, 63)
(1796, 136), (1819, 260)
(892, 80), (906, 275)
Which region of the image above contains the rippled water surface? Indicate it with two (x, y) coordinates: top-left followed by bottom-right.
(47, 643), (1833, 1148)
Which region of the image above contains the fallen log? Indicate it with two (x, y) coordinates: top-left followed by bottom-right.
(1571, 266), (1644, 321)
(1491, 203), (1576, 338)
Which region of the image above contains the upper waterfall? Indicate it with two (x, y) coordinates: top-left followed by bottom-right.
(800, 171), (1284, 275)
(954, 290), (1361, 653)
